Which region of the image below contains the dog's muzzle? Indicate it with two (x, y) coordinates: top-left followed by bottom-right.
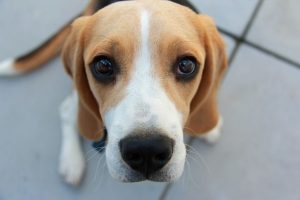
(119, 134), (174, 178)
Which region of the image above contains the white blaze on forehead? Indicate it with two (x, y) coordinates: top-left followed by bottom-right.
(138, 11), (151, 70)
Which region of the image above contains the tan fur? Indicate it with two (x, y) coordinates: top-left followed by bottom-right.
(62, 0), (227, 140)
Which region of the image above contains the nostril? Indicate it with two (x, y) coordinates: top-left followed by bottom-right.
(153, 151), (172, 163)
(126, 153), (143, 164)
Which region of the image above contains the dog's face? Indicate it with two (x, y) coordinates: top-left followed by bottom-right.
(63, 0), (226, 182)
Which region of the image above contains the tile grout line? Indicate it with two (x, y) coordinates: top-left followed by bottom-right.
(244, 40), (300, 69)
(218, 27), (300, 70)
(227, 0), (265, 65)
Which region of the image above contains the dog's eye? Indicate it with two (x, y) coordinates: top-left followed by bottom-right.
(174, 56), (198, 80)
(91, 56), (117, 83)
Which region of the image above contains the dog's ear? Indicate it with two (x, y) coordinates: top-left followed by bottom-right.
(62, 17), (104, 141)
(185, 15), (227, 135)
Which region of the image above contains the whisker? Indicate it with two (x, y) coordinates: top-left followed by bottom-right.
(185, 156), (200, 189)
(182, 157), (191, 191)
(185, 144), (212, 177)
(92, 154), (105, 190)
(85, 144), (106, 154)
(86, 147), (106, 162)
(186, 151), (219, 192)
(94, 156), (107, 190)
(183, 126), (198, 134)
(85, 146), (102, 157)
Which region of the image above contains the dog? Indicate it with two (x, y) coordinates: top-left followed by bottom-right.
(0, 0), (227, 186)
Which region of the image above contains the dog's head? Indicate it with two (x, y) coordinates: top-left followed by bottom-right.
(62, 0), (226, 182)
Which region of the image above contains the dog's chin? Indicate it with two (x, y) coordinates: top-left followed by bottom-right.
(111, 171), (146, 183)
(106, 158), (185, 183)
(148, 166), (185, 182)
(109, 169), (184, 183)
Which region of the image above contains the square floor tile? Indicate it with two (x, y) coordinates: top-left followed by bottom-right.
(247, 0), (300, 64)
(164, 45), (300, 200)
(191, 0), (259, 35)
(0, 0), (86, 59)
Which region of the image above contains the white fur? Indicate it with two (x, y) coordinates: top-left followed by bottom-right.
(104, 11), (186, 182)
(199, 116), (223, 144)
(0, 58), (20, 76)
(59, 91), (85, 186)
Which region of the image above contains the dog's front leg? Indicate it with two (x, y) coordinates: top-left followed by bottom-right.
(58, 90), (85, 186)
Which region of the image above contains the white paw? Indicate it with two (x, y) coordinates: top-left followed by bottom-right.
(0, 58), (19, 76)
(59, 144), (86, 186)
(200, 117), (223, 144)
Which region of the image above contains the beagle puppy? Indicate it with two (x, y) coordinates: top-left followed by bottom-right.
(0, 0), (227, 186)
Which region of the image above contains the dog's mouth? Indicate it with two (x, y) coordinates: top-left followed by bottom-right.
(105, 158), (183, 183)
(118, 168), (176, 182)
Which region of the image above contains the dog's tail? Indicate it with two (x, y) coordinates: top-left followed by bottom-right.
(0, 0), (98, 76)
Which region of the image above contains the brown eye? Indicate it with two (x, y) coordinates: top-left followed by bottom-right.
(174, 56), (198, 80)
(91, 56), (117, 83)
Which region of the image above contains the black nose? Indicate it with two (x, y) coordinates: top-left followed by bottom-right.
(119, 135), (174, 177)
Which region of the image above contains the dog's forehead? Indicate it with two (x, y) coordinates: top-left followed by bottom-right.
(88, 0), (198, 39)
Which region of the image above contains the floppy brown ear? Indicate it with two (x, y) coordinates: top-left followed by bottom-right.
(185, 15), (227, 136)
(62, 17), (104, 141)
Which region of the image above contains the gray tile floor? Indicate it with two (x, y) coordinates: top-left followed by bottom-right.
(0, 0), (299, 200)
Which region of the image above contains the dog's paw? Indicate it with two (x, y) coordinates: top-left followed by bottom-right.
(59, 145), (86, 186)
(200, 127), (221, 144)
(200, 117), (223, 144)
(0, 58), (19, 76)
